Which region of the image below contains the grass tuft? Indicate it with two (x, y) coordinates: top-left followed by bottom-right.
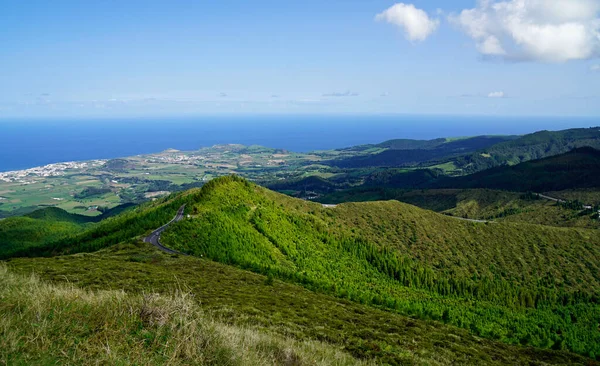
(0, 263), (366, 366)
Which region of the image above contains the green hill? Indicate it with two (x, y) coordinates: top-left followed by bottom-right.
(327, 136), (515, 168)
(0, 263), (362, 366)
(292, 128), (600, 192)
(454, 127), (600, 174)
(267, 175), (339, 195)
(24, 206), (99, 224)
(4, 176), (600, 361)
(437, 147), (600, 192)
(4, 244), (595, 365)
(0, 206), (99, 258)
(0, 205), (139, 259)
(0, 192), (194, 260)
(157, 176), (600, 359)
(319, 188), (600, 228)
(325, 126), (600, 172)
(0, 216), (84, 258)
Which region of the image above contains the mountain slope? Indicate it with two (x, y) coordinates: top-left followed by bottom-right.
(168, 177), (600, 294)
(161, 176), (600, 359)
(327, 136), (515, 168)
(0, 193), (194, 260)
(5, 245), (595, 365)
(0, 216), (84, 258)
(24, 206), (99, 224)
(454, 127), (600, 174)
(0, 263), (363, 366)
(4, 176), (600, 360)
(319, 188), (600, 228)
(437, 147), (600, 192)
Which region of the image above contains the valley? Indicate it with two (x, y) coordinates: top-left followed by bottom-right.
(2, 127), (600, 364)
(2, 127), (600, 222)
(5, 2), (599, 363)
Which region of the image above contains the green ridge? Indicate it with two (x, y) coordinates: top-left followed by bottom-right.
(5, 244), (595, 365)
(158, 177), (600, 359)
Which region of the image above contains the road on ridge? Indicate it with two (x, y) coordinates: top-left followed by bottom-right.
(536, 193), (565, 203)
(144, 204), (187, 255)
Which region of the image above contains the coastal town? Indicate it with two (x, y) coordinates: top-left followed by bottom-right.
(0, 144), (335, 218)
(0, 160), (106, 183)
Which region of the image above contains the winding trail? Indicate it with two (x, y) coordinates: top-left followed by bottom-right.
(144, 204), (187, 255)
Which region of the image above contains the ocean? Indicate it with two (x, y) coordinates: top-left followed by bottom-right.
(0, 114), (597, 172)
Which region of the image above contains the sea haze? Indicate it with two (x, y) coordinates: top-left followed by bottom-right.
(0, 115), (597, 172)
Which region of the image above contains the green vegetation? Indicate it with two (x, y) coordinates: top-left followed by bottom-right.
(319, 188), (461, 212)
(74, 186), (112, 199)
(0, 191), (194, 260)
(0, 204), (140, 259)
(3, 125), (600, 364)
(320, 186), (600, 228)
(545, 189), (600, 206)
(326, 136), (516, 169)
(103, 158), (137, 171)
(454, 127), (600, 174)
(0, 216), (84, 258)
(0, 263), (364, 366)
(5, 244), (594, 365)
(435, 147), (600, 192)
(152, 177), (600, 359)
(5, 177), (598, 359)
(2, 127), (600, 219)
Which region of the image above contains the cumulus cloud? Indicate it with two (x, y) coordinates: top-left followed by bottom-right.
(488, 91), (505, 98)
(376, 3), (440, 42)
(450, 0), (600, 62)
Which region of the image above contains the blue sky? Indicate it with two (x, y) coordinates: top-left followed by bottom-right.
(1, 0), (599, 118)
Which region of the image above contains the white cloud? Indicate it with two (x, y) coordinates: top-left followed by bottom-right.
(592, 64), (600, 71)
(376, 3), (440, 42)
(450, 0), (600, 62)
(488, 91), (505, 98)
(322, 91), (359, 97)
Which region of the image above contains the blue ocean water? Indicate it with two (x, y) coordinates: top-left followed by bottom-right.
(0, 115), (597, 172)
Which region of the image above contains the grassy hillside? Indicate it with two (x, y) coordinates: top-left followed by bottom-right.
(24, 206), (99, 224)
(159, 177), (600, 359)
(267, 176), (340, 196)
(325, 127), (600, 173)
(326, 136), (514, 169)
(319, 187), (460, 211)
(441, 190), (600, 228)
(437, 147), (600, 192)
(319, 188), (600, 228)
(545, 189), (600, 205)
(4, 176), (600, 361)
(0, 192), (195, 260)
(0, 263), (363, 366)
(5, 244), (595, 365)
(0, 214), (86, 259)
(272, 128), (600, 196)
(454, 127), (600, 174)
(324, 147), (600, 196)
(0, 204), (140, 260)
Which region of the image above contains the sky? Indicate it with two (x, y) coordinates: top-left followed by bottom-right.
(0, 0), (599, 118)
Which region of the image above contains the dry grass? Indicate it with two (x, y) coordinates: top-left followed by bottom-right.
(0, 264), (367, 366)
